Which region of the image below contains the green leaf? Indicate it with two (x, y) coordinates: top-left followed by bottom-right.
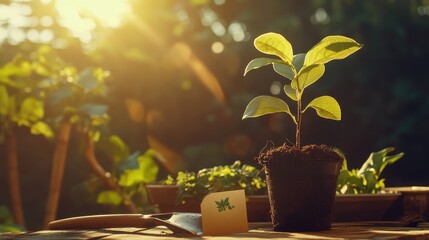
(118, 168), (144, 187)
(0, 224), (25, 233)
(244, 58), (281, 76)
(358, 147), (404, 176)
(292, 64), (325, 90)
(97, 191), (122, 205)
(1, 60), (32, 79)
(273, 62), (294, 80)
(90, 115), (109, 127)
(0, 205), (12, 222)
(18, 97), (44, 122)
(361, 170), (378, 193)
(292, 53), (306, 72)
(303, 96), (341, 120)
(242, 95), (296, 123)
(337, 169), (352, 185)
(30, 121), (54, 138)
(337, 147), (402, 194)
(138, 150), (159, 183)
(118, 151), (140, 172)
(78, 68), (98, 91)
(118, 150), (159, 186)
(304, 35), (362, 67)
(0, 85), (9, 116)
(100, 135), (130, 164)
(254, 32), (293, 66)
(31, 62), (51, 77)
(283, 85), (298, 101)
(48, 87), (73, 106)
(78, 104), (108, 117)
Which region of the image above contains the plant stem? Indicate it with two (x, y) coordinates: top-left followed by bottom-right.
(82, 130), (138, 213)
(296, 99), (302, 150)
(43, 115), (72, 228)
(6, 129), (25, 226)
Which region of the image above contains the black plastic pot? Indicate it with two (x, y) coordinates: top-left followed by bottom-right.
(261, 146), (342, 232)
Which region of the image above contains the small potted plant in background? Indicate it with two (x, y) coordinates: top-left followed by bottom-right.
(242, 32), (362, 231)
(334, 147), (404, 222)
(145, 161), (269, 222)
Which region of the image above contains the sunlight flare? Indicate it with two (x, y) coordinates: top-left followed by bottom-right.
(55, 0), (131, 41)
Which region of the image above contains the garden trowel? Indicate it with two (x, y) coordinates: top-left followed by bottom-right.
(48, 212), (203, 236)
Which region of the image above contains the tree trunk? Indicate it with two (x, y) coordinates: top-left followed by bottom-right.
(83, 131), (138, 213)
(43, 116), (72, 228)
(6, 129), (25, 226)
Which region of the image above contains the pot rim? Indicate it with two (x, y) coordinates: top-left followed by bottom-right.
(385, 186), (429, 192)
(334, 193), (401, 202)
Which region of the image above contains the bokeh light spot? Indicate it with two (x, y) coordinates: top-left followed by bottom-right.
(181, 80), (193, 90)
(40, 16), (53, 27)
(211, 41), (224, 54)
(270, 81), (282, 95)
(26, 29), (39, 42)
(214, 0), (225, 5)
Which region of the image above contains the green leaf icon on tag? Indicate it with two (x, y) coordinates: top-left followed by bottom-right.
(215, 197), (235, 212)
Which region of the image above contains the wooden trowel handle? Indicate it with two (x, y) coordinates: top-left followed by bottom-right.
(48, 214), (156, 230)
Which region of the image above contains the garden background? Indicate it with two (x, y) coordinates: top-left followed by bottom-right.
(1, 0), (428, 230)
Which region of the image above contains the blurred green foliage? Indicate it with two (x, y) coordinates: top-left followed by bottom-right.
(0, 205), (25, 233)
(96, 137), (159, 210)
(337, 147), (404, 194)
(163, 161), (266, 204)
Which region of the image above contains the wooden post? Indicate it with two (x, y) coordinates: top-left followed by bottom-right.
(43, 116), (72, 228)
(6, 129), (25, 226)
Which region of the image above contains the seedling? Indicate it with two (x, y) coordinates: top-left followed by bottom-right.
(242, 33), (362, 149)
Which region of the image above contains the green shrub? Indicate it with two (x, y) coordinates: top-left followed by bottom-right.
(164, 161), (266, 204)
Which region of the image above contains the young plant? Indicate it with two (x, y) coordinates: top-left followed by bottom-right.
(163, 161), (266, 204)
(336, 147), (404, 194)
(242, 33), (362, 149)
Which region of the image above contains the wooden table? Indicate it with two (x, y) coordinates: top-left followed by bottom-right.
(2, 222), (429, 239)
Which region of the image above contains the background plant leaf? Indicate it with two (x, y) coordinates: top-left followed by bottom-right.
(78, 104), (109, 117)
(138, 149), (159, 183)
(18, 97), (44, 122)
(97, 191), (122, 205)
(30, 121), (53, 138)
(358, 147), (404, 176)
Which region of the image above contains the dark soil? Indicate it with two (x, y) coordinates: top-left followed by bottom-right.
(258, 144), (343, 232)
(256, 144), (342, 165)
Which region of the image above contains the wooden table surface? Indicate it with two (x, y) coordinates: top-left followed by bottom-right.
(2, 222), (429, 239)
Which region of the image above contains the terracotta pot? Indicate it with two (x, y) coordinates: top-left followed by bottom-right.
(384, 186), (429, 221)
(145, 184), (270, 222)
(332, 193), (401, 222)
